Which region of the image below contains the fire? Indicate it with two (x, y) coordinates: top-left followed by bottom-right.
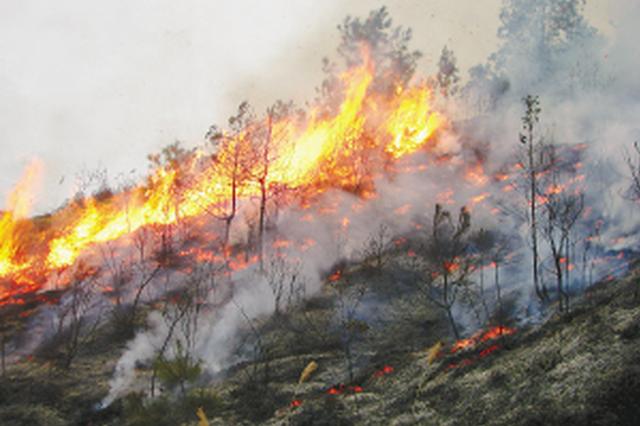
(384, 84), (442, 158)
(372, 364), (394, 378)
(0, 159), (43, 280)
(0, 48), (448, 303)
(445, 326), (516, 371)
(450, 325), (516, 354)
(464, 163), (489, 187)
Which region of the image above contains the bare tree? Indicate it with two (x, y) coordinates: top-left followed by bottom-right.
(250, 101), (294, 267)
(360, 223), (393, 270)
(47, 262), (103, 369)
(264, 253), (303, 317)
(471, 228), (517, 322)
(329, 275), (367, 383)
(539, 145), (584, 312)
(150, 265), (214, 397)
(205, 102), (256, 252)
(415, 204), (476, 339)
(517, 94), (550, 302)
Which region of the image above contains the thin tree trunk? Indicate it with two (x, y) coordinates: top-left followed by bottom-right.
(479, 267), (490, 321)
(443, 273), (459, 339)
(529, 131), (544, 302)
(554, 255), (565, 313)
(258, 113), (272, 271)
(495, 261), (503, 318)
(258, 179), (266, 270)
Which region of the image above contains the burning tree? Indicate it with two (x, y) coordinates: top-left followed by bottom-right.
(205, 102), (256, 252)
(415, 204), (477, 339)
(319, 6), (421, 105)
(250, 100), (297, 267)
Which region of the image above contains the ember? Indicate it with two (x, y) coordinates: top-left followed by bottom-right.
(451, 326), (516, 354)
(373, 365), (395, 378)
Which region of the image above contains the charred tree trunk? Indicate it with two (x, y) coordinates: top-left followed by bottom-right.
(222, 164), (238, 255)
(495, 261), (503, 319)
(479, 267), (490, 321)
(257, 112), (273, 271)
(443, 273), (460, 339)
(553, 254), (565, 312)
(1, 333), (5, 377)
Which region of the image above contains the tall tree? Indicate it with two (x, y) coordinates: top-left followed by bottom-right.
(417, 204), (476, 339)
(519, 95), (548, 302)
(250, 100), (294, 267)
(318, 6), (422, 104)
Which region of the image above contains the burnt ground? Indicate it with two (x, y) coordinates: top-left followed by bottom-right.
(0, 262), (639, 425)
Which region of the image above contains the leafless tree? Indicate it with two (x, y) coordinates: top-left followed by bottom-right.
(518, 94), (548, 302)
(415, 204), (476, 339)
(205, 102), (256, 252)
(47, 262), (103, 369)
(249, 100), (294, 268)
(360, 223), (393, 270)
(150, 265), (214, 396)
(264, 253), (303, 317)
(471, 228), (517, 322)
(329, 275), (367, 383)
(539, 145), (584, 312)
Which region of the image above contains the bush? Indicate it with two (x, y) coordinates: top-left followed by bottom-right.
(153, 341), (202, 394)
(0, 404), (66, 426)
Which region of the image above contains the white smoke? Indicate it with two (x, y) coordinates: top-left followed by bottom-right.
(96, 0), (640, 404)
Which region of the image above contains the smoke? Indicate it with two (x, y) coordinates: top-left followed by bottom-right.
(5, 0), (629, 405)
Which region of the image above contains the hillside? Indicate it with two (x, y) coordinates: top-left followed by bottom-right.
(1, 260), (638, 426)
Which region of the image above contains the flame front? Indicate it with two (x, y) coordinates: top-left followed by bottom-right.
(0, 160), (42, 278)
(0, 51), (446, 302)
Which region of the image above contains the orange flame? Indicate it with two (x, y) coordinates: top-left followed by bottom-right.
(0, 49), (447, 302)
(0, 159), (43, 280)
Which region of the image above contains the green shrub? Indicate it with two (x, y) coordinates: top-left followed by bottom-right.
(153, 341), (202, 394)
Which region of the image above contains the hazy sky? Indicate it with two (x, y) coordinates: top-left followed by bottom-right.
(0, 0), (613, 213)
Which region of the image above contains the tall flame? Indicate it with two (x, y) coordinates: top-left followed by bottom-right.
(1, 51), (446, 301)
(0, 159), (43, 279)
